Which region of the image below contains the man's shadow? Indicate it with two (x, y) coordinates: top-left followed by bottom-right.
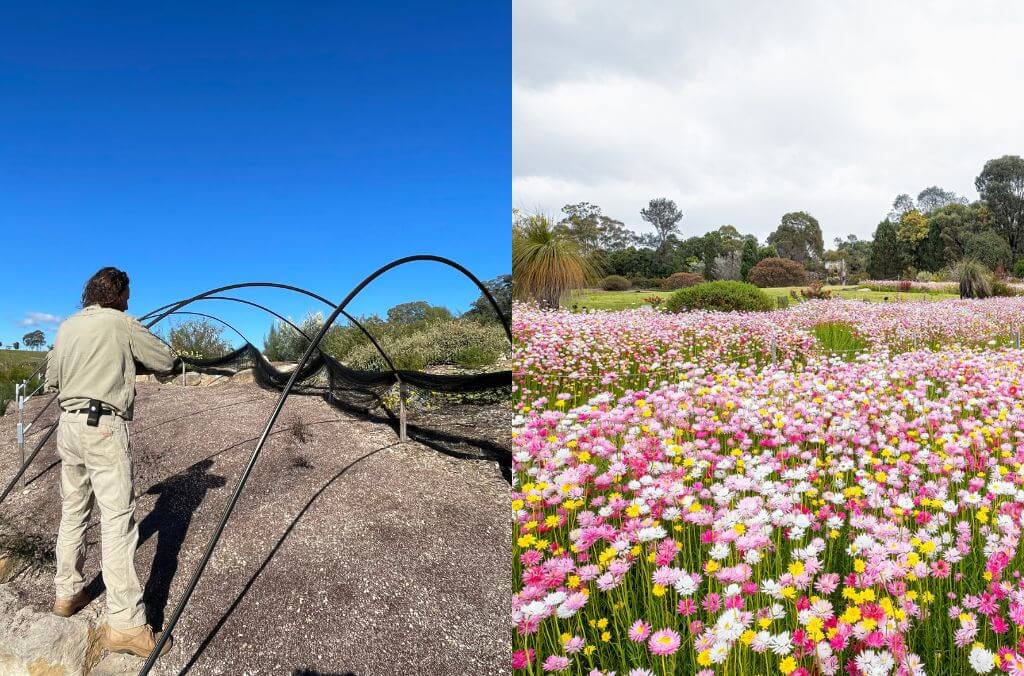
(83, 458), (226, 630)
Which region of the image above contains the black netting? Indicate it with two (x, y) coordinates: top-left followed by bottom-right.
(176, 344), (509, 400)
(174, 344), (511, 475)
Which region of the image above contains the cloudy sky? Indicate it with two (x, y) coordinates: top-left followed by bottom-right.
(513, 1), (1024, 245)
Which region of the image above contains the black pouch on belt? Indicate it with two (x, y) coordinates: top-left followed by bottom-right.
(86, 399), (103, 427)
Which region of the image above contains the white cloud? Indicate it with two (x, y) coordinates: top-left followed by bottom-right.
(513, 0), (1024, 243)
(18, 312), (62, 328)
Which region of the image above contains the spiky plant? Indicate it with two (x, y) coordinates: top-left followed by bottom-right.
(512, 215), (597, 309)
(954, 258), (993, 299)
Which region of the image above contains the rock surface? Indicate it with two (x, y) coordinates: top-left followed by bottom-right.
(0, 584), (102, 675)
(0, 381), (510, 675)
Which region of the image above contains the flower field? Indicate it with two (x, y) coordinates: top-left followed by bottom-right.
(512, 299), (1024, 675)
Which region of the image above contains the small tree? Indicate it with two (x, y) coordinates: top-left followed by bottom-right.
(640, 198), (683, 253)
(463, 274), (512, 323)
(12, 342), (19, 350)
(386, 301), (451, 324)
(740, 239), (759, 280)
(167, 320), (232, 360)
(23, 330), (45, 350)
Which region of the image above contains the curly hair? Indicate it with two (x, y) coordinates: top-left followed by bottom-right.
(82, 267), (130, 310)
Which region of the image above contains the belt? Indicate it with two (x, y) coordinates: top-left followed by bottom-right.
(66, 407), (116, 416)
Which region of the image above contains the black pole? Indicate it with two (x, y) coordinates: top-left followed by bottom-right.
(138, 255), (509, 674)
(140, 282), (402, 375)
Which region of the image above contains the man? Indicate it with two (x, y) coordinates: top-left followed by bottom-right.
(44, 267), (177, 659)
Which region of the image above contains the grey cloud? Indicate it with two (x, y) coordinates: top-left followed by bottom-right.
(514, 1), (1024, 242)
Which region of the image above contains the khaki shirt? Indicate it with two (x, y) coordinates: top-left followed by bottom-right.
(44, 305), (176, 419)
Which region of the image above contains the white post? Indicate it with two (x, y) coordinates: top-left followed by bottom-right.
(1017, 326), (1021, 350)
(770, 337), (777, 366)
(398, 380), (408, 443)
(15, 382), (25, 482)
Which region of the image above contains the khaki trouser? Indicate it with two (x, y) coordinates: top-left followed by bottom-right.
(54, 410), (146, 629)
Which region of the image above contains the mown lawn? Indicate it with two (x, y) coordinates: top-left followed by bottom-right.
(565, 285), (960, 311)
(0, 349), (46, 415)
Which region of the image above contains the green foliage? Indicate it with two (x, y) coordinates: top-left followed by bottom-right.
(740, 238), (758, 280)
(386, 301), (452, 324)
(553, 202), (603, 254)
(343, 319), (509, 371)
(1014, 260), (1024, 279)
(868, 220), (912, 279)
(0, 357), (44, 416)
(975, 155), (1024, 255)
(640, 197), (683, 252)
(264, 313), (322, 362)
(665, 281), (773, 313)
(964, 230), (1013, 271)
(812, 321), (870, 357)
(21, 330), (45, 350)
(747, 257), (809, 287)
(767, 211), (824, 265)
(600, 275), (631, 291)
(954, 258), (994, 299)
(661, 272), (704, 290)
(914, 221), (946, 272)
(513, 214), (598, 308)
(462, 274), (512, 324)
(264, 308), (508, 372)
(897, 210), (929, 243)
(167, 320), (232, 360)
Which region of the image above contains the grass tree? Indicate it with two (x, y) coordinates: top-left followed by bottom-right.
(955, 258), (993, 299)
(512, 214), (597, 308)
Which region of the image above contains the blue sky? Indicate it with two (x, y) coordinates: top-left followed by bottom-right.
(0, 2), (509, 348)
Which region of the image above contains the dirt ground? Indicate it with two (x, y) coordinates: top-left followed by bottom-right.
(0, 381), (511, 675)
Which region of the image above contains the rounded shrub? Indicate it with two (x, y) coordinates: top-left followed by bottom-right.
(600, 275), (631, 291)
(661, 272), (704, 290)
(747, 257), (809, 287)
(665, 281), (774, 313)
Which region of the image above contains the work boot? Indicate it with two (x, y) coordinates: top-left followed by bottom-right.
(52, 591), (90, 617)
(101, 624), (173, 658)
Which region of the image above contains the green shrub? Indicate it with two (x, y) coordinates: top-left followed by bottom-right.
(600, 275), (631, 291)
(993, 280), (1019, 297)
(661, 272), (704, 290)
(665, 281), (774, 313)
(264, 313), (324, 361)
(1014, 260), (1024, 280)
(344, 319), (508, 371)
(747, 257), (809, 287)
(167, 320), (232, 360)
